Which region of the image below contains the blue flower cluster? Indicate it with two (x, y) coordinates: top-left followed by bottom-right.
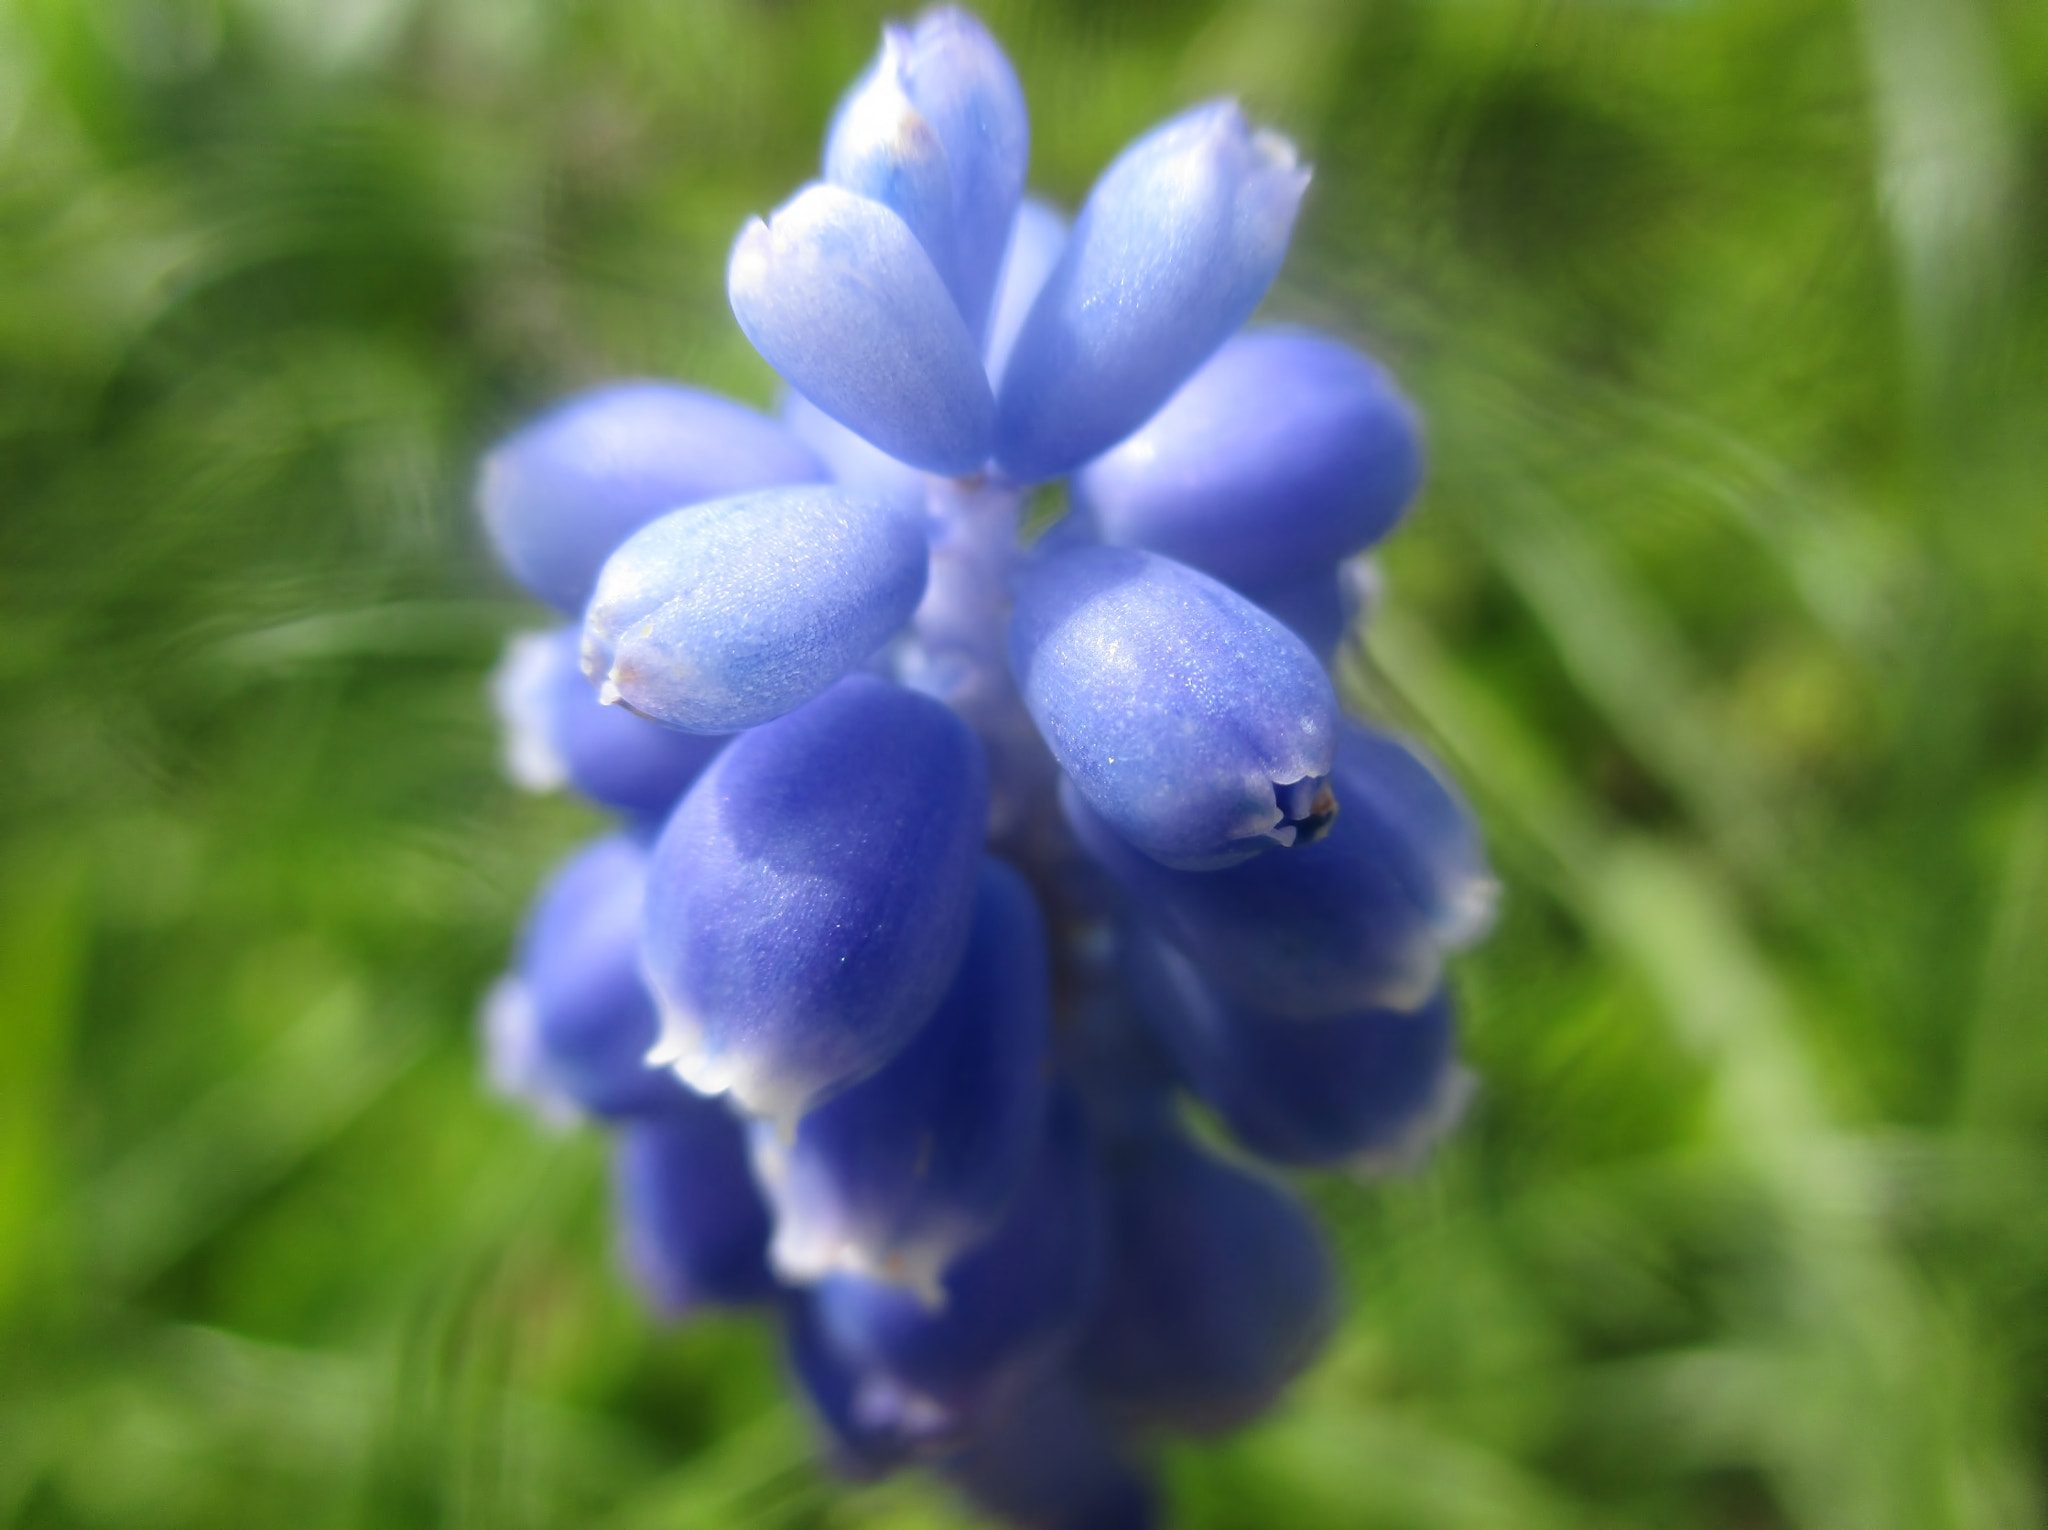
(478, 10), (1495, 1525)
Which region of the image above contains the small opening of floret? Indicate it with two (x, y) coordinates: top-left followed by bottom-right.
(1275, 774), (1339, 848)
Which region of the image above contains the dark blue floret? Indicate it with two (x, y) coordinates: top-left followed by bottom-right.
(944, 1377), (1158, 1530)
(491, 626), (725, 825)
(1081, 1121), (1336, 1435)
(806, 1089), (1104, 1452)
(1127, 932), (1468, 1169)
(614, 1098), (779, 1314)
(753, 857), (1052, 1296)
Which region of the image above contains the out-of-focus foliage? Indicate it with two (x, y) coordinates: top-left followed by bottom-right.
(2, 0), (2046, 1525)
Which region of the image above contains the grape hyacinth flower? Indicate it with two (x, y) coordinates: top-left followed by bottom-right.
(473, 8), (1494, 1524)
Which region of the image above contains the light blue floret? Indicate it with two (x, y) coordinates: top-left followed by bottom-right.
(729, 184), (995, 476)
(1074, 328), (1424, 589)
(476, 380), (826, 615)
(1009, 546), (1338, 870)
(994, 101), (1310, 483)
(582, 484), (930, 735)
(888, 7), (1029, 344)
(824, 30), (962, 304)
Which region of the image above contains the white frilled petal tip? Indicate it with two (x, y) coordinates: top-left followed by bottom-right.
(1349, 1063), (1477, 1180)
(488, 631), (570, 794)
(751, 1126), (959, 1309)
(1438, 874), (1504, 951)
(481, 976), (580, 1131)
(646, 1002), (814, 1143)
(768, 1214), (954, 1310)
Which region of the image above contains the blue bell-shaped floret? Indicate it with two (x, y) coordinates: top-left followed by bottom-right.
(1062, 775), (1434, 1019)
(994, 102), (1308, 482)
(614, 1096), (779, 1315)
(477, 381), (826, 615)
(729, 185), (995, 476)
(889, 7), (1029, 344)
(1010, 546), (1338, 870)
(826, 9), (1028, 345)
(805, 1089), (1104, 1453)
(490, 626), (725, 824)
(1126, 932), (1471, 1170)
(641, 676), (990, 1134)
(751, 857), (1051, 1299)
(1073, 329), (1423, 590)
(482, 833), (691, 1121)
(824, 28), (963, 309)
(1062, 718), (1494, 1016)
(582, 484), (929, 735)
(1081, 1121), (1335, 1435)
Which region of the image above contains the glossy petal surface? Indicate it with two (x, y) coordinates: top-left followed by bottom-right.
(641, 677), (990, 1132)
(615, 1101), (778, 1315)
(582, 484), (928, 735)
(1129, 934), (1469, 1169)
(1082, 1124), (1334, 1435)
(729, 184), (994, 476)
(477, 381), (825, 615)
(491, 627), (724, 821)
(1074, 330), (1423, 588)
(1010, 547), (1338, 869)
(994, 102), (1307, 481)
(752, 858), (1050, 1299)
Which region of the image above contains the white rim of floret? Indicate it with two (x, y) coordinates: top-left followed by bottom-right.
(1348, 1062), (1478, 1181)
(489, 630), (570, 794)
(749, 1120), (965, 1310)
(480, 975), (581, 1131)
(645, 995), (819, 1145)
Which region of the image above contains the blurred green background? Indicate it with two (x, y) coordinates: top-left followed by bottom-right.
(3, 0), (2046, 1525)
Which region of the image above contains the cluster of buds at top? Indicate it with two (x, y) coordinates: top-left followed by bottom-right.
(479, 9), (1496, 1527)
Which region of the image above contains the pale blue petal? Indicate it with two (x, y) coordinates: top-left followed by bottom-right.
(994, 102), (1308, 481)
(983, 196), (1067, 388)
(895, 7), (1029, 343)
(1009, 546), (1338, 870)
(729, 184), (994, 476)
(582, 485), (930, 735)
(1074, 329), (1423, 588)
(477, 381), (826, 615)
